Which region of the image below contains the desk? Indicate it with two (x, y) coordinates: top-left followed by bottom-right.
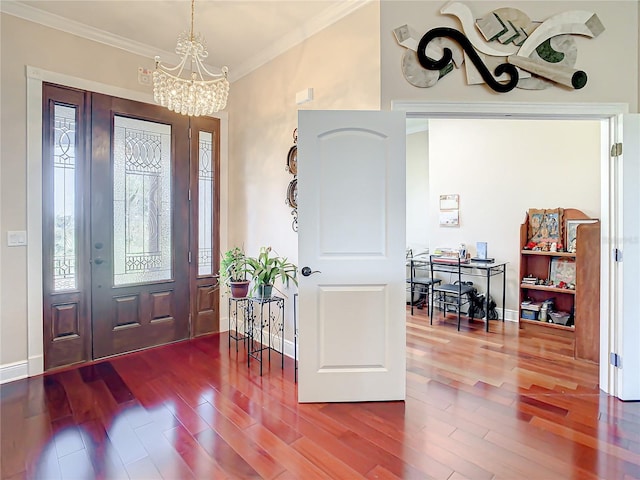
(247, 296), (285, 376)
(411, 257), (507, 327)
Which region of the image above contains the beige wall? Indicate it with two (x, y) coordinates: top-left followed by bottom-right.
(0, 14), (159, 367)
(380, 1), (639, 111)
(0, 3), (380, 373)
(227, 2), (380, 343)
(229, 1), (380, 248)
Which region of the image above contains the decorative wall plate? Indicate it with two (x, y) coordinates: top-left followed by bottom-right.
(286, 145), (298, 175)
(286, 178), (297, 209)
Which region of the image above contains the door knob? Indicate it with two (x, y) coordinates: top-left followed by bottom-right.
(301, 266), (321, 277)
(94, 258), (104, 265)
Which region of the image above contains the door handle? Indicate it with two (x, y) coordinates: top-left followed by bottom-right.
(301, 266), (321, 277)
(94, 258), (104, 265)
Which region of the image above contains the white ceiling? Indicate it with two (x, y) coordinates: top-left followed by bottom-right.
(1, 0), (369, 81)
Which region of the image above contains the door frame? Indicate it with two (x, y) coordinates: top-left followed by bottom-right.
(25, 66), (229, 377)
(393, 100), (628, 396)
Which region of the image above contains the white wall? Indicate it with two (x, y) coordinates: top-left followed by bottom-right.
(406, 129), (430, 254)
(380, 1), (639, 112)
(428, 118), (601, 315)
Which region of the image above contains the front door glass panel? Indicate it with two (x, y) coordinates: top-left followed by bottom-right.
(198, 130), (213, 276)
(53, 104), (77, 291)
(113, 116), (172, 285)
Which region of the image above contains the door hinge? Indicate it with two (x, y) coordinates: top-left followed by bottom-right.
(610, 352), (622, 368)
(610, 142), (622, 157)
(613, 248), (623, 262)
(189, 127), (192, 139)
(188, 251), (192, 263)
(188, 189), (191, 201)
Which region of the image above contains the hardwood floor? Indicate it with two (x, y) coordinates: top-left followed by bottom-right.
(2, 309), (640, 479)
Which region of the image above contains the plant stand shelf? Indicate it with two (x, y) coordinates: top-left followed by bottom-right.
(247, 296), (285, 376)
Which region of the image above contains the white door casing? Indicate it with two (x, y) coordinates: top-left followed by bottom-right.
(297, 110), (406, 403)
(617, 114), (640, 401)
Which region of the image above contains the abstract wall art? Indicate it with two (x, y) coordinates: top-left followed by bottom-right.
(393, 2), (605, 92)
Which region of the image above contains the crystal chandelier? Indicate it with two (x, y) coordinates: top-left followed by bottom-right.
(153, 0), (229, 116)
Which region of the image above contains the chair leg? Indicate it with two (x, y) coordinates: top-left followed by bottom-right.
(429, 289), (435, 325)
(410, 282), (414, 315)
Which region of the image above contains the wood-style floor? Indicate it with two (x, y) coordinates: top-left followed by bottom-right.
(2, 309), (640, 479)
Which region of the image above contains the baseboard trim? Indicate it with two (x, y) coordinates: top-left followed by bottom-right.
(0, 361), (29, 384)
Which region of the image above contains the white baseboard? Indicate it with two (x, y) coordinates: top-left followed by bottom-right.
(0, 361), (29, 384)
(227, 317), (297, 360)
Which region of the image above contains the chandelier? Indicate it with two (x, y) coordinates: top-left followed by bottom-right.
(153, 0), (229, 116)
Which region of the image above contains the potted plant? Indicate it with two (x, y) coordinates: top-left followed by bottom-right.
(219, 247), (250, 298)
(246, 246), (298, 299)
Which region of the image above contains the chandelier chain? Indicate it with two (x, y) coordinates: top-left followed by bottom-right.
(190, 0), (195, 42)
(152, 0), (229, 116)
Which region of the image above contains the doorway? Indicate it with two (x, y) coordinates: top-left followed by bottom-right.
(41, 83), (220, 370)
(397, 101), (629, 396)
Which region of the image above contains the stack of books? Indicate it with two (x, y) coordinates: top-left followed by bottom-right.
(522, 275), (538, 285)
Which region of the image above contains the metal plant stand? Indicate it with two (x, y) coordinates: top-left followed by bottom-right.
(247, 296), (285, 376)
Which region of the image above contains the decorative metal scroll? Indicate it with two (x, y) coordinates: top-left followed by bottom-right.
(417, 27), (519, 93)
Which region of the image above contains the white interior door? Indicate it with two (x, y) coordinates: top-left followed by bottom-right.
(617, 113), (640, 401)
(297, 110), (406, 403)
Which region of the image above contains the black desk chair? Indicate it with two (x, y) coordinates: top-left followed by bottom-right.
(429, 255), (475, 330)
(407, 258), (441, 316)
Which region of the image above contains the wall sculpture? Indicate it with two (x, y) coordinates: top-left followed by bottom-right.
(393, 2), (605, 92)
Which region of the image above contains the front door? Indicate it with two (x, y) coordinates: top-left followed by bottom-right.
(42, 84), (220, 369)
(297, 110), (406, 403)
(90, 93), (191, 359)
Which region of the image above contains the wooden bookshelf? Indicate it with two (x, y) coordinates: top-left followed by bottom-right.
(518, 208), (600, 363)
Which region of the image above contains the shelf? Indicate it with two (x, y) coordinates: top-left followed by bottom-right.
(520, 284), (576, 294)
(520, 250), (575, 258)
(520, 318), (574, 332)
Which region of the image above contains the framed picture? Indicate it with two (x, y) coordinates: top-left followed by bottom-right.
(439, 194), (459, 210)
(549, 257), (576, 285)
(565, 219), (597, 253)
(439, 209), (459, 226)
(528, 208), (563, 245)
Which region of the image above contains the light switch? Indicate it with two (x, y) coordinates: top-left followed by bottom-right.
(7, 230), (27, 246)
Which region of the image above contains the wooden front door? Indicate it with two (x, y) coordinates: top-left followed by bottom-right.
(42, 84), (220, 369)
(90, 93), (191, 359)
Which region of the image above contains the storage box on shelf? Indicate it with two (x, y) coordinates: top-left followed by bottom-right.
(518, 208), (600, 363)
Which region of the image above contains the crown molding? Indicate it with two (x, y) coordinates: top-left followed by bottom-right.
(230, 0), (371, 82)
(1, 0), (372, 83)
(0, 1), (177, 63)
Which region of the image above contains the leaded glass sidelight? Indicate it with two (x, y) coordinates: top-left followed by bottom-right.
(113, 116), (172, 285)
(53, 104), (77, 291)
(198, 131), (214, 276)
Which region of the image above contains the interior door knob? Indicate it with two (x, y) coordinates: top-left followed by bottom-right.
(94, 258), (104, 265)
(301, 267), (321, 276)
